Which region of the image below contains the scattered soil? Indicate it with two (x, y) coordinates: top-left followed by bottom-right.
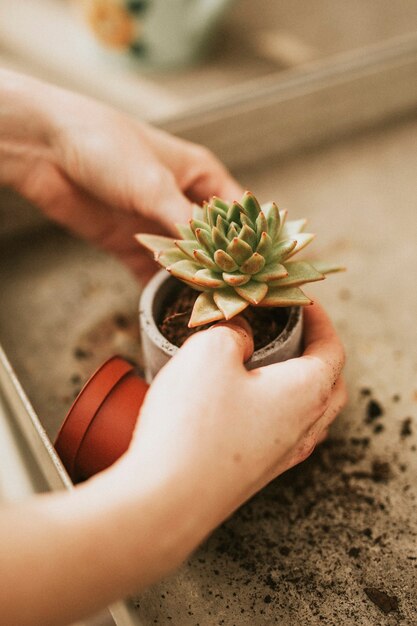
(401, 417), (413, 438)
(364, 587), (399, 614)
(158, 285), (289, 352)
(365, 399), (383, 423)
(73, 347), (91, 360)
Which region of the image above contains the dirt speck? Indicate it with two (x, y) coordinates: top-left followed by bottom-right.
(348, 547), (361, 558)
(364, 587), (399, 614)
(371, 460), (392, 483)
(365, 399), (383, 423)
(73, 347), (91, 360)
(338, 288), (351, 301)
(113, 313), (131, 329)
(401, 417), (413, 439)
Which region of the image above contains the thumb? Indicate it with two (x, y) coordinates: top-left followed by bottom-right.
(181, 315), (254, 364)
(208, 315), (254, 364)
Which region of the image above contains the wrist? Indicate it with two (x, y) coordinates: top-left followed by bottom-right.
(79, 457), (209, 591)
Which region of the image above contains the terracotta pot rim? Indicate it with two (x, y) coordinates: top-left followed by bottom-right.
(55, 355), (134, 479)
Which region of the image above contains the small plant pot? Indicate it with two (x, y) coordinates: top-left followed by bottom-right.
(139, 271), (303, 382)
(55, 356), (148, 483)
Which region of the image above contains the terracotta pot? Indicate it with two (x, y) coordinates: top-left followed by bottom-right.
(139, 271), (303, 382)
(55, 356), (148, 483)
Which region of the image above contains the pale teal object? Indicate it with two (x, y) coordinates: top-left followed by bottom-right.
(86, 0), (236, 69)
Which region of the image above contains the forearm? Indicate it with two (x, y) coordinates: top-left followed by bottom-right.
(0, 459), (204, 626)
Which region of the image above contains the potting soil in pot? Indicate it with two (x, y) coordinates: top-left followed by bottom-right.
(158, 285), (289, 351)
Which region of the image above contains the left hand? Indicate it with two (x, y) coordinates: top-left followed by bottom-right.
(1, 69), (242, 279)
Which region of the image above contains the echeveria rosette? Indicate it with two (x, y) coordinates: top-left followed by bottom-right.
(136, 192), (343, 327)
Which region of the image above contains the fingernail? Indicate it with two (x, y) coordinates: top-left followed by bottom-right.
(213, 315), (254, 362)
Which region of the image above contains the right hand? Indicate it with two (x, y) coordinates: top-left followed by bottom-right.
(122, 301), (347, 545)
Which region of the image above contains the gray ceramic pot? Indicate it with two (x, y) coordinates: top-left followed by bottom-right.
(139, 271), (303, 382)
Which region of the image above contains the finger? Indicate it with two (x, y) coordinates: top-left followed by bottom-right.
(184, 159), (243, 205)
(300, 301), (346, 385)
(317, 428), (329, 444)
(136, 124), (243, 203)
(20, 161), (160, 280)
(180, 315), (254, 367)
(253, 302), (345, 417)
(286, 375), (347, 468)
(212, 316), (255, 363)
(131, 167), (193, 235)
(315, 375), (348, 432)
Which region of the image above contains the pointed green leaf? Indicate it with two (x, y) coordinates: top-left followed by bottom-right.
(212, 196), (230, 212)
(256, 231), (272, 257)
(227, 237), (253, 264)
(190, 219), (211, 235)
(158, 248), (185, 268)
(267, 202), (280, 241)
(189, 292), (224, 328)
(238, 224), (257, 249)
(202, 202), (209, 223)
(195, 228), (215, 254)
(240, 252), (266, 275)
(181, 279), (207, 293)
(241, 191), (261, 223)
(169, 260), (201, 282)
(214, 250), (238, 272)
(240, 213), (255, 230)
(227, 224), (239, 240)
(193, 249), (217, 270)
(260, 286), (312, 307)
(223, 272), (251, 287)
(194, 269), (225, 288)
(310, 261), (346, 275)
(207, 203), (227, 228)
(216, 214), (228, 235)
(252, 261), (288, 282)
(235, 281), (268, 305)
(268, 239), (297, 263)
(212, 226), (229, 251)
(276, 209), (288, 238)
(175, 239), (198, 260)
(286, 233), (315, 257)
(255, 211), (268, 237)
(227, 201), (244, 224)
(175, 223), (195, 240)
(269, 261), (324, 287)
(280, 218), (307, 238)
(213, 288), (250, 320)
(135, 234), (175, 255)
(192, 204), (204, 221)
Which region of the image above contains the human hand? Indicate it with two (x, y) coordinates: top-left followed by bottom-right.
(0, 69), (241, 279)
(121, 301), (347, 565)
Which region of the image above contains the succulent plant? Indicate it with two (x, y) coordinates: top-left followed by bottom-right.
(136, 192), (342, 328)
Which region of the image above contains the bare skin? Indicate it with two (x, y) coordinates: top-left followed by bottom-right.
(0, 70), (347, 626)
(0, 68), (240, 279)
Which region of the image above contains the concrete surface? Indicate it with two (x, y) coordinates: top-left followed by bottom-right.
(1, 116), (417, 624)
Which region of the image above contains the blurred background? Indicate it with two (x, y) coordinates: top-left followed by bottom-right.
(1, 2), (417, 625)
(1, 0), (417, 234)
